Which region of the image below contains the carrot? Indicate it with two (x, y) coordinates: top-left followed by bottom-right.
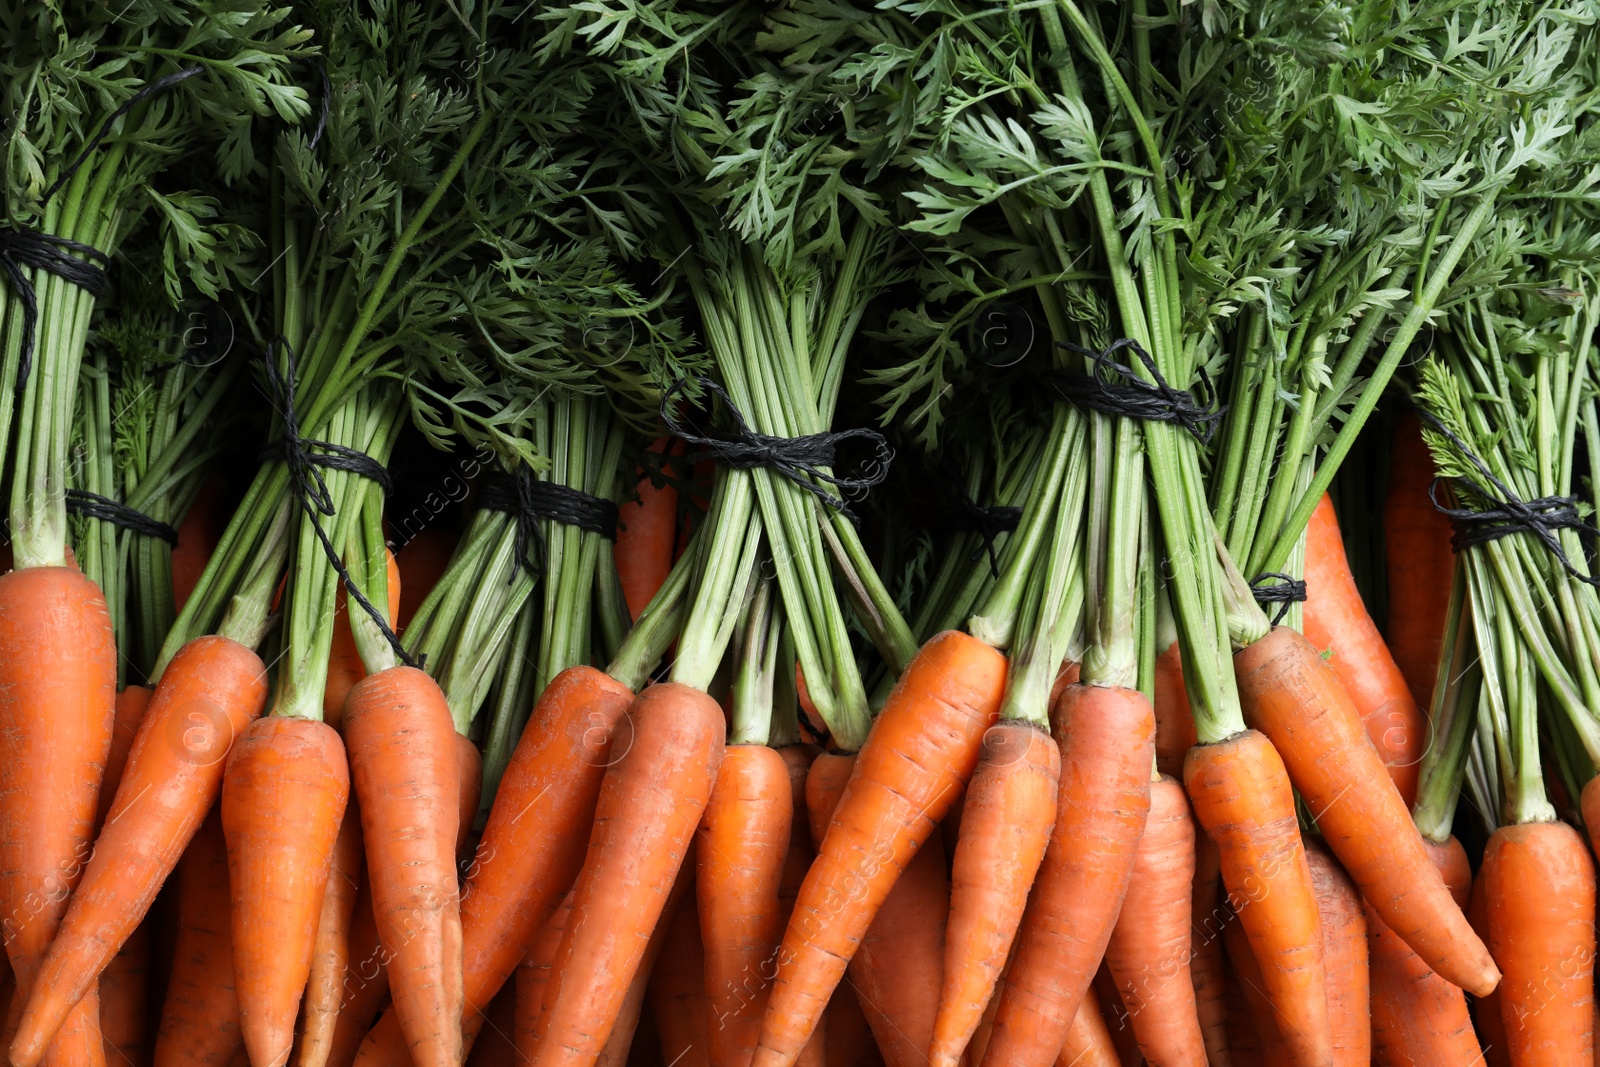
(1304, 841), (1369, 1067)
(297, 801), (364, 1067)
(1467, 869), (1511, 1067)
(1102, 774), (1206, 1067)
(13, 636), (268, 1065)
(99, 684), (153, 827)
(757, 631), (1008, 1065)
(322, 550), (400, 730)
(776, 745), (820, 916)
(930, 720), (1060, 1067)
(1154, 641), (1197, 780)
(1368, 836), (1480, 1066)
(1184, 729), (1331, 1066)
(1189, 827), (1234, 1067)
(599, 874), (691, 1067)
(456, 731), (483, 858)
(395, 527), (458, 631)
(824, 982), (884, 1067)
(153, 810), (242, 1067)
(1056, 984), (1120, 1067)
(979, 683), (1153, 1067)
(647, 883), (711, 1067)
(222, 715), (350, 1067)
(1222, 910), (1293, 1066)
(343, 666), (463, 1067)
(1091, 963), (1140, 1067)
(464, 983), (518, 1067)
(531, 681), (725, 1064)
(615, 437), (682, 622)
(1383, 411), (1455, 710)
(698, 744), (792, 1067)
(1482, 821), (1596, 1064)
(1235, 625), (1498, 999)
(324, 877), (388, 1067)
(850, 832), (950, 1067)
(516, 891), (576, 1060)
(1301, 492), (1425, 805)
(99, 920), (151, 1067)
(171, 474), (226, 614)
(0, 566), (117, 1067)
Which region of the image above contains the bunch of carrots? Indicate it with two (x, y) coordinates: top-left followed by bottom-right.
(3, 1), (1600, 1067)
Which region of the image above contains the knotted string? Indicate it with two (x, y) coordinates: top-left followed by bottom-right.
(65, 489), (179, 545)
(2, 66), (204, 397)
(1249, 571), (1307, 625)
(1416, 407), (1600, 585)
(940, 479), (1021, 579)
(1050, 338), (1225, 445)
(659, 377), (892, 519)
(259, 340), (417, 667)
(478, 466), (619, 579)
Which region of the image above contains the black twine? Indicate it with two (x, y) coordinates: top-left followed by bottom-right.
(478, 467), (619, 579)
(1049, 338), (1225, 444)
(659, 377), (893, 519)
(1415, 407), (1600, 584)
(65, 489), (178, 546)
(1, 66), (204, 398)
(943, 490), (1021, 579)
(1249, 571), (1307, 625)
(259, 340), (418, 668)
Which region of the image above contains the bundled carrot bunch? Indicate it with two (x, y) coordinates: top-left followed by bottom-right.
(1, 0), (1599, 1066)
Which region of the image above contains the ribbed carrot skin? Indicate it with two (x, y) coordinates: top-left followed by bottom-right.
(99, 684), (153, 827)
(99, 920), (150, 1067)
(515, 891), (575, 1061)
(1305, 840), (1369, 1067)
(1103, 774), (1205, 1067)
(153, 810), (241, 1067)
(1383, 411), (1455, 710)
(597, 874), (691, 1067)
(323, 877), (387, 1067)
(698, 745), (792, 1067)
(0, 567), (117, 1067)
(1154, 641), (1197, 779)
(757, 631), (1007, 1067)
(1234, 626), (1498, 998)
(1189, 828), (1233, 1067)
(1055, 984), (1120, 1067)
(648, 883), (711, 1067)
(532, 681), (725, 1065)
(1483, 821), (1596, 1064)
(222, 716), (350, 1067)
(297, 800), (364, 1067)
(776, 745), (820, 916)
(1467, 868), (1511, 1067)
(343, 666), (463, 1067)
(979, 683), (1153, 1067)
(14, 636), (268, 1065)
(1302, 493), (1425, 805)
(931, 720), (1060, 1067)
(1368, 836), (1479, 1066)
(1184, 729), (1331, 1067)
(1221, 911), (1292, 1065)
(615, 436), (681, 622)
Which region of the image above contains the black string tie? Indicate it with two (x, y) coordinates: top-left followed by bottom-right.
(0, 66), (203, 398)
(1250, 572), (1307, 625)
(659, 377), (892, 519)
(1050, 339), (1224, 444)
(65, 490), (179, 546)
(946, 493), (1021, 578)
(1416, 407), (1600, 584)
(259, 340), (417, 668)
(478, 467), (619, 579)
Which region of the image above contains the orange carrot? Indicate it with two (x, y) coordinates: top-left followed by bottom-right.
(698, 744), (792, 1067)
(0, 566), (116, 1067)
(1056, 984), (1120, 1067)
(824, 982), (884, 1067)
(931, 720), (1060, 1066)
(849, 834), (950, 1067)
(297, 801), (364, 1067)
(776, 744), (820, 915)
(322, 550), (400, 730)
(1467, 868), (1510, 1067)
(99, 920), (150, 1067)
(1189, 827), (1233, 1067)
(1103, 774), (1206, 1067)
(1301, 492), (1425, 805)
(615, 437), (682, 622)
(756, 632), (1007, 1065)
(979, 683), (1153, 1067)
(516, 891), (575, 1060)
(1185, 729), (1331, 1066)
(99, 685), (153, 828)
(1383, 411), (1455, 710)
(1091, 963), (1139, 1067)
(1305, 841), (1369, 1067)
(14, 636), (268, 1065)
(598, 874), (691, 1067)
(1234, 625), (1498, 997)
(1368, 836), (1480, 1066)
(531, 682), (725, 1064)
(395, 528), (458, 631)
(1482, 821), (1596, 1064)
(464, 982), (518, 1067)
(222, 716), (350, 1067)
(343, 666), (463, 1067)
(647, 883), (710, 1067)
(1222, 911), (1292, 1066)
(456, 731), (482, 858)
(1154, 641), (1197, 780)
(171, 474), (226, 614)
(323, 875), (388, 1067)
(153, 810), (242, 1067)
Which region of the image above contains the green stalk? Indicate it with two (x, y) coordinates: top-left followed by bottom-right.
(1411, 564), (1478, 842)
